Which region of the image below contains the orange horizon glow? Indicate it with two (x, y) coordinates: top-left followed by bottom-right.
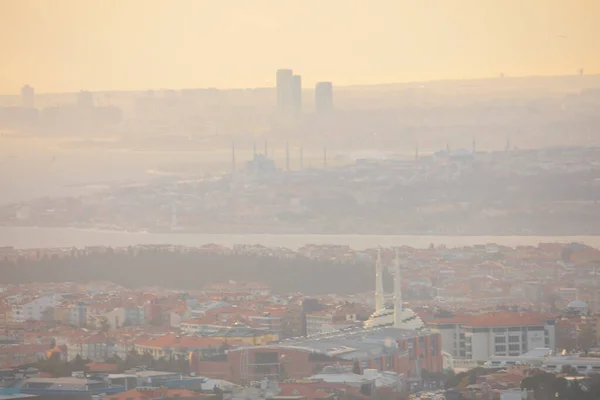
(1, 0), (599, 94)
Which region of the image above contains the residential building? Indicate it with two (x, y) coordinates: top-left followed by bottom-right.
(276, 69), (294, 113)
(21, 85), (35, 108)
(20, 377), (124, 398)
(107, 387), (207, 400)
(69, 303), (88, 327)
(429, 315), (473, 359)
(207, 327), (278, 346)
(306, 304), (370, 336)
(134, 333), (227, 360)
(66, 333), (113, 362)
(0, 344), (46, 368)
(12, 296), (61, 323)
(291, 74), (302, 113)
(431, 312), (557, 362)
(315, 82), (333, 114)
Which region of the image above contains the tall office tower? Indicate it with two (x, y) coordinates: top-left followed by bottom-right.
(315, 82), (333, 114)
(276, 69), (294, 112)
(291, 74), (302, 113)
(21, 85), (35, 108)
(77, 90), (94, 108)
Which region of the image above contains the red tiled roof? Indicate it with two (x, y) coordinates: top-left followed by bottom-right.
(135, 333), (225, 349)
(430, 312), (556, 328)
(107, 387), (204, 400)
(429, 315), (474, 325)
(464, 312), (555, 327)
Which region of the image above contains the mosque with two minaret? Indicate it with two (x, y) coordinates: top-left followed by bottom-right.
(363, 248), (426, 331)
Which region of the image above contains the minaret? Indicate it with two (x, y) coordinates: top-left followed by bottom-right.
(393, 248), (403, 328)
(171, 203), (177, 229)
(375, 247), (385, 313)
(415, 143), (419, 163)
(285, 141), (290, 171)
(231, 141), (236, 175)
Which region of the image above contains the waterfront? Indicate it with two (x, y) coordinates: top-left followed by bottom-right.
(0, 226), (599, 249)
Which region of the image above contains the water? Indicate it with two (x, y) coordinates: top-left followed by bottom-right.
(0, 226), (598, 249)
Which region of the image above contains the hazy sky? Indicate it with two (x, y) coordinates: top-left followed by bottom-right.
(1, 0), (599, 93)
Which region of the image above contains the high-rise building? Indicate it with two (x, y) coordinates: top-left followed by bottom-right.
(77, 90), (94, 108)
(21, 85), (35, 108)
(291, 74), (302, 112)
(276, 69), (293, 112)
(315, 82), (333, 114)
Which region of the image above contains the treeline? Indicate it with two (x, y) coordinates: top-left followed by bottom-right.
(0, 249), (389, 294)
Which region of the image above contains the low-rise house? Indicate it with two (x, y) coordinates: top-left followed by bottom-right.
(134, 333), (229, 360)
(66, 332), (113, 362)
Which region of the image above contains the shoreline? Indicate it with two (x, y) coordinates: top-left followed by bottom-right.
(3, 224), (600, 238)
(0, 226), (598, 250)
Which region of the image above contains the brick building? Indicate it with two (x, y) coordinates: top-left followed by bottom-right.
(195, 327), (442, 384)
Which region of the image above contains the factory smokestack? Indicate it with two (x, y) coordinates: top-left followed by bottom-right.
(231, 141), (236, 175)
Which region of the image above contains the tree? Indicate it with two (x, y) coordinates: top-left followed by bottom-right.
(352, 359), (361, 375)
(560, 364), (578, 376)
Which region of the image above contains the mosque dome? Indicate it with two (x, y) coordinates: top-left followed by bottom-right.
(567, 300), (588, 309)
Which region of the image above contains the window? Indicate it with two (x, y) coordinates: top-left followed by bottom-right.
(509, 336), (520, 343)
(527, 326), (544, 331)
(509, 344), (520, 352)
(493, 328), (507, 333)
(495, 345), (506, 353)
(508, 327), (521, 332)
(495, 336), (506, 343)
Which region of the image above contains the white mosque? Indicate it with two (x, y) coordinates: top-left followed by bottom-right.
(363, 248), (425, 331)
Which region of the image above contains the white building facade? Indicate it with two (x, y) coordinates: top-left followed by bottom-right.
(430, 313), (556, 362)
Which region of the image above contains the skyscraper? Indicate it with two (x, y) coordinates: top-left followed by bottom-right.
(77, 90), (94, 108)
(21, 85), (35, 108)
(276, 69), (293, 113)
(315, 82), (333, 114)
(291, 74), (302, 113)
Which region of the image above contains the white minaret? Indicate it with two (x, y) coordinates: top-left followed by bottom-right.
(375, 247), (385, 313)
(393, 248), (403, 328)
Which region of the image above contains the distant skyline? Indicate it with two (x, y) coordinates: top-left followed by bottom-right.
(1, 0), (600, 94)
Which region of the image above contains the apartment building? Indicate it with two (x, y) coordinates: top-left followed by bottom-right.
(430, 312), (556, 362)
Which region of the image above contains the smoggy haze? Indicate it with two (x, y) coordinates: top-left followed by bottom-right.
(1, 0), (600, 93)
